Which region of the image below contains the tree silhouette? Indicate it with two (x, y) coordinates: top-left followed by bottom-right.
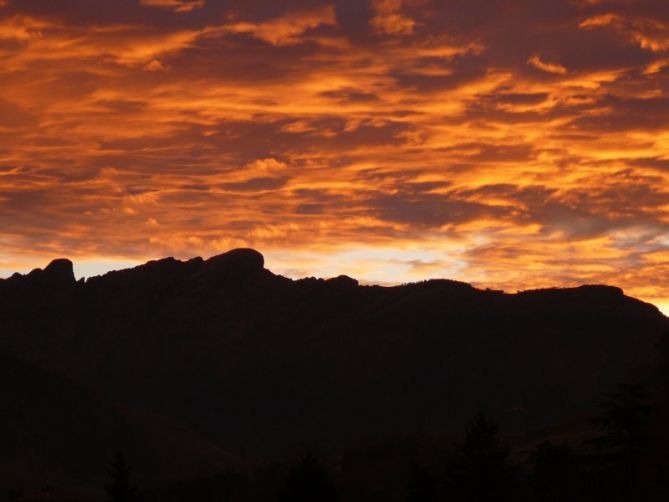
(277, 453), (339, 502)
(406, 462), (438, 502)
(586, 384), (651, 465)
(584, 383), (652, 501)
(529, 441), (583, 502)
(105, 451), (140, 502)
(161, 472), (245, 502)
(641, 332), (669, 501)
(449, 412), (514, 502)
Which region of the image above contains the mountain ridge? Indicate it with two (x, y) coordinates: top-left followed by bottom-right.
(1, 248), (667, 487)
(2, 248), (658, 315)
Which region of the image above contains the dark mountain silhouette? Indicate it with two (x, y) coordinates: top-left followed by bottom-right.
(1, 248), (667, 487)
(0, 350), (237, 493)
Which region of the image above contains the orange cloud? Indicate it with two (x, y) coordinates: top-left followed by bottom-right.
(371, 0), (416, 35)
(527, 56), (568, 75)
(223, 5), (337, 46)
(580, 12), (669, 52)
(1, 0), (669, 314)
(0, 15), (49, 41)
(140, 0), (205, 13)
(579, 13), (618, 29)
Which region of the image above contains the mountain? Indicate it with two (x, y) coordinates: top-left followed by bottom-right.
(0, 350), (238, 495)
(1, 248), (667, 483)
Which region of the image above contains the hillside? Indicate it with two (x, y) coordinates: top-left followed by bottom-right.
(1, 248), (667, 483)
(0, 350), (238, 495)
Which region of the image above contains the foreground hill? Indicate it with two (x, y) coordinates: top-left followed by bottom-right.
(0, 350), (237, 493)
(1, 249), (667, 474)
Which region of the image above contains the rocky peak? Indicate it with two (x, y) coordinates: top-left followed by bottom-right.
(201, 248), (265, 280)
(44, 258), (75, 283)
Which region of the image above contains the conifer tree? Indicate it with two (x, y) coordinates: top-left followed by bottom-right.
(406, 462), (438, 502)
(105, 451), (140, 502)
(450, 412), (514, 502)
(277, 452), (339, 502)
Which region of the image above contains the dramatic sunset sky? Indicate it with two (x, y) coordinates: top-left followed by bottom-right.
(1, 0), (669, 312)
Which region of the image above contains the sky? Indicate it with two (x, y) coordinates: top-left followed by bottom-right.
(0, 0), (668, 314)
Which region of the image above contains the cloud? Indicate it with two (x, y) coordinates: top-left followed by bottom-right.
(0, 14), (49, 41)
(369, 192), (507, 228)
(0, 99), (38, 127)
(220, 176), (288, 192)
(527, 56), (568, 74)
(320, 87), (381, 103)
(371, 0), (416, 35)
(222, 5), (337, 46)
(580, 12), (669, 52)
(140, 0), (205, 13)
(0, 0), (668, 310)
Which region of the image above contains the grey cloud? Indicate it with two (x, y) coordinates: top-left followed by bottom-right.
(220, 176), (289, 192)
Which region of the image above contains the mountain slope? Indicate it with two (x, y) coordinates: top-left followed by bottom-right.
(1, 249), (666, 457)
(0, 350), (237, 493)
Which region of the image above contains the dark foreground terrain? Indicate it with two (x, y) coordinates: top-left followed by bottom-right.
(1, 248), (668, 500)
